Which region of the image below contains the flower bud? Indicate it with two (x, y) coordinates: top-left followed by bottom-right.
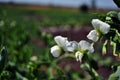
(87, 30), (99, 42)
(50, 45), (61, 57)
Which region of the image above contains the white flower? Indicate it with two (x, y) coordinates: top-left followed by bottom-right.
(87, 30), (99, 42)
(54, 36), (69, 50)
(65, 41), (78, 52)
(75, 51), (83, 62)
(75, 40), (94, 62)
(30, 56), (38, 62)
(54, 36), (68, 47)
(78, 40), (94, 53)
(50, 45), (61, 57)
(92, 19), (110, 34)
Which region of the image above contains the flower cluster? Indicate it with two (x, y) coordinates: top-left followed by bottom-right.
(50, 36), (78, 57)
(50, 19), (110, 62)
(50, 36), (93, 62)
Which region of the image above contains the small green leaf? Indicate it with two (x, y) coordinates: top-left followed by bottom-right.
(56, 67), (64, 75)
(107, 11), (118, 18)
(108, 74), (119, 80)
(80, 63), (90, 73)
(112, 65), (118, 72)
(16, 72), (28, 80)
(94, 76), (104, 80)
(0, 47), (8, 74)
(108, 66), (120, 80)
(118, 12), (120, 21)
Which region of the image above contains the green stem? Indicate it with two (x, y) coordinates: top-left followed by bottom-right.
(89, 63), (99, 80)
(83, 63), (99, 79)
(54, 53), (75, 64)
(48, 53), (75, 79)
(86, 53), (100, 80)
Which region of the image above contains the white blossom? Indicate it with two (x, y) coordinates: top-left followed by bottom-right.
(92, 19), (110, 34)
(75, 51), (83, 62)
(50, 45), (61, 57)
(78, 40), (94, 53)
(65, 41), (78, 52)
(54, 36), (68, 47)
(54, 36), (69, 49)
(87, 30), (99, 42)
(30, 56), (38, 62)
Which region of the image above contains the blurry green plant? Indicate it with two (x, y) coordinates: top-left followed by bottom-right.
(0, 0), (120, 80)
(50, 1), (120, 80)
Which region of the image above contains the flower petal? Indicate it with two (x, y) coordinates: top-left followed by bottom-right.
(99, 23), (110, 34)
(78, 40), (94, 53)
(87, 30), (99, 42)
(65, 41), (78, 52)
(92, 19), (100, 31)
(92, 19), (110, 34)
(50, 45), (61, 57)
(54, 36), (69, 48)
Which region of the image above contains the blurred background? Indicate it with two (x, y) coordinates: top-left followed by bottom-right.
(0, 0), (119, 9)
(0, 0), (119, 80)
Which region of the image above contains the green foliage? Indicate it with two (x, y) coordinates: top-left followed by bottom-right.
(98, 11), (120, 56)
(0, 3), (120, 80)
(81, 63), (103, 80)
(108, 66), (120, 80)
(0, 47), (8, 74)
(118, 12), (120, 21)
(0, 6), (97, 80)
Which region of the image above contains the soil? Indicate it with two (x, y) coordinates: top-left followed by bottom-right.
(40, 26), (92, 41)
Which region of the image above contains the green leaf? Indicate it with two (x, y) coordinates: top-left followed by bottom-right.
(0, 47), (8, 74)
(80, 63), (90, 73)
(56, 67), (64, 75)
(1, 70), (10, 78)
(107, 11), (118, 18)
(108, 66), (120, 80)
(112, 65), (118, 72)
(118, 12), (120, 21)
(93, 76), (104, 80)
(16, 72), (28, 80)
(108, 74), (119, 80)
(113, 0), (120, 8)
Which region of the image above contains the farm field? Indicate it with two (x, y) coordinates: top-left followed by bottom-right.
(0, 4), (119, 80)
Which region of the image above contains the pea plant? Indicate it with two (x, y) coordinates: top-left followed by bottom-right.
(50, 1), (120, 80)
(0, 0), (120, 80)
